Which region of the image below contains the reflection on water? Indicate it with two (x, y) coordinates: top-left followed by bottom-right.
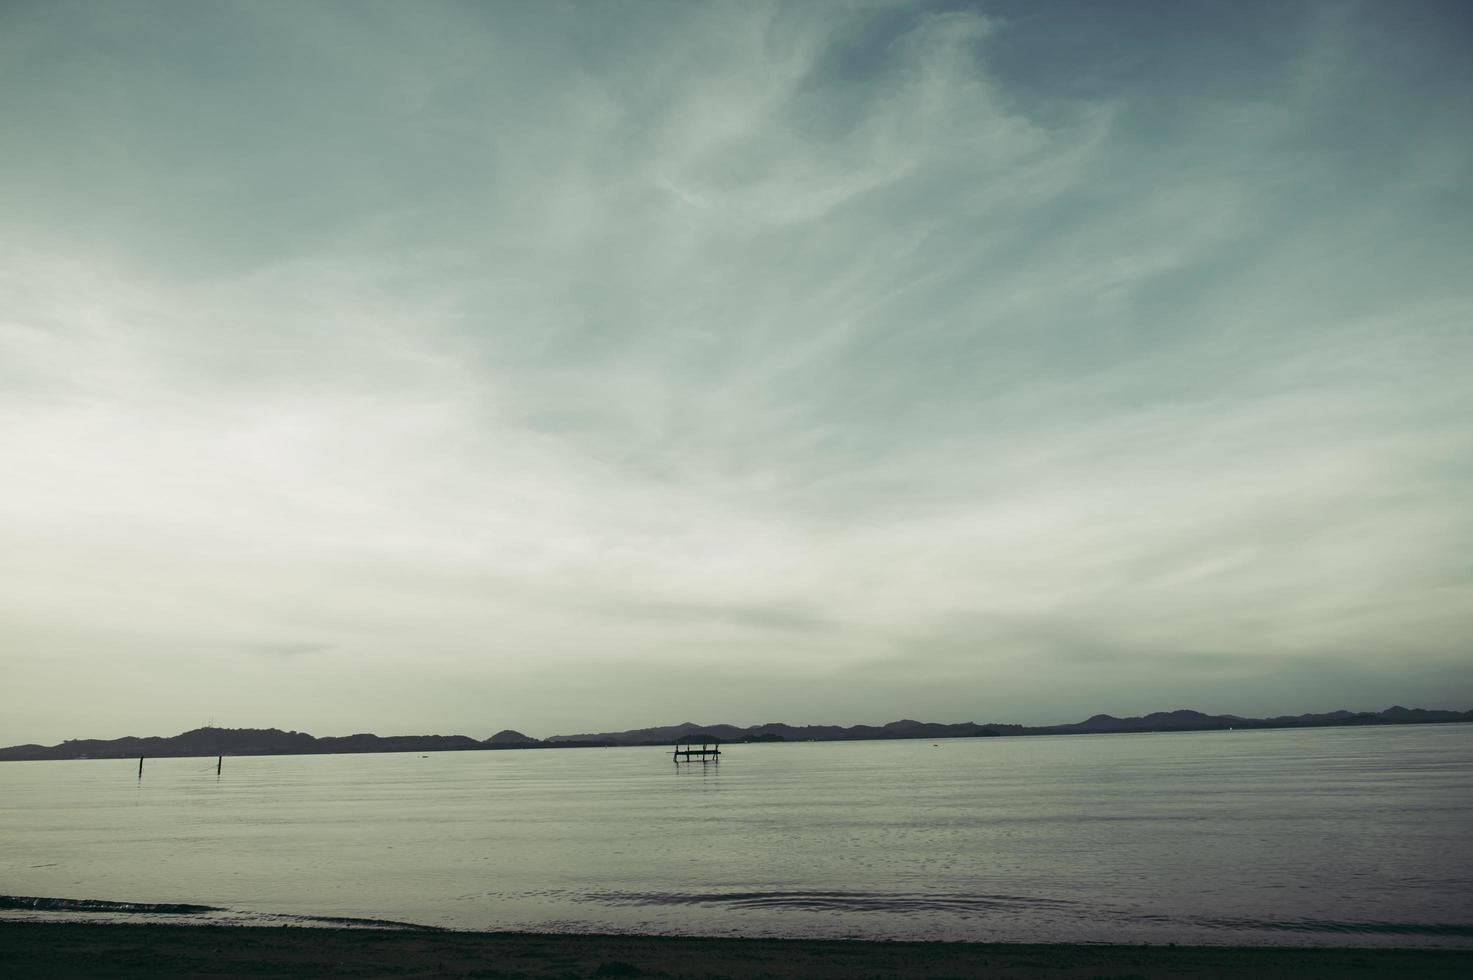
(1, 725), (1470, 946)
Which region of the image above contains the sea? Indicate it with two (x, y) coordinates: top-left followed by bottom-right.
(2, 723), (1470, 946)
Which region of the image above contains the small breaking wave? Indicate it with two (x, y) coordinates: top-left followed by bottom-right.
(1194, 916), (1473, 938)
(0, 895), (222, 915)
(583, 889), (1079, 915)
(280, 913), (444, 931)
(577, 890), (1473, 942)
(0, 895), (439, 931)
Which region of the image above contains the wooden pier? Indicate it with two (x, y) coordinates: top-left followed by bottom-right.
(672, 741), (721, 764)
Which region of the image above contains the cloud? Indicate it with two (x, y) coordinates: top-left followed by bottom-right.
(249, 642), (335, 659)
(0, 1), (1470, 742)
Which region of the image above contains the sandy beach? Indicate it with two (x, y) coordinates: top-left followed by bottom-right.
(2, 922), (1470, 979)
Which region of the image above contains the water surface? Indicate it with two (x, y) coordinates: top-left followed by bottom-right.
(2, 724), (1469, 945)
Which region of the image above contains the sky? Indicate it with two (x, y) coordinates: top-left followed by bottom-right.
(2, 0), (1471, 745)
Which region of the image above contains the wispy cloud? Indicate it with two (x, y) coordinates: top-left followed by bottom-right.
(1, 1), (1469, 742)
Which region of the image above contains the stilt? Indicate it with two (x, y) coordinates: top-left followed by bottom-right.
(671, 741), (722, 764)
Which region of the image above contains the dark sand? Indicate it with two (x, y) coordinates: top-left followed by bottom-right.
(3, 923), (1471, 979)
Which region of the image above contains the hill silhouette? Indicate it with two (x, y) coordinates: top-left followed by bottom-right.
(1, 705), (1469, 762)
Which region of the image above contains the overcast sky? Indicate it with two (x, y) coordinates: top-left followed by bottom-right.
(2, 0), (1470, 745)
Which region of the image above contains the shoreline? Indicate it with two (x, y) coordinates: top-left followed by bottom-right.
(4, 922), (1472, 979)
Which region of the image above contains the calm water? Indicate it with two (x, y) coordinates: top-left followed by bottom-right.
(1, 725), (1470, 946)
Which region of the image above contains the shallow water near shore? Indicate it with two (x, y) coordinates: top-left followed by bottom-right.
(1, 725), (1470, 946)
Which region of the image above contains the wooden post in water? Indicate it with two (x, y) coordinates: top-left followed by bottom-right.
(138, 755), (143, 778)
(217, 755), (222, 776)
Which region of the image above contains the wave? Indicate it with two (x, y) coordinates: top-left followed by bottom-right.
(278, 913), (444, 931)
(580, 889), (1473, 938)
(1193, 916), (1473, 938)
(586, 889), (1079, 914)
(0, 895), (221, 915)
(7, 890), (1468, 942)
(0, 895), (439, 931)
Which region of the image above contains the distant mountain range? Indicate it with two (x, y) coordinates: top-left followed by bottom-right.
(541, 705), (1473, 745)
(1, 706), (1469, 762)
